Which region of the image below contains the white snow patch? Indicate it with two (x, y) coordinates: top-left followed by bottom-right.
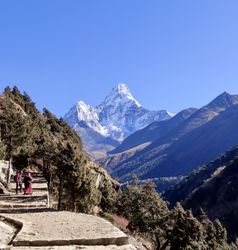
(64, 83), (174, 142)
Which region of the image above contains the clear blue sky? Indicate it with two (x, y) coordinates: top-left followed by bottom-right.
(0, 1), (238, 117)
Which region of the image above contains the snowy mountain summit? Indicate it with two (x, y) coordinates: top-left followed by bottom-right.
(64, 83), (174, 159)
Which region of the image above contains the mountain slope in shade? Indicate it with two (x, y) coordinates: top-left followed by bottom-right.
(164, 145), (238, 240)
(164, 145), (238, 206)
(64, 84), (174, 159)
(102, 92), (238, 182)
(184, 158), (238, 240)
(110, 107), (198, 155)
(100, 107), (197, 175)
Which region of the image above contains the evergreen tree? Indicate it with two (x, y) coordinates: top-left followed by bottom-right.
(0, 139), (5, 160)
(230, 238), (238, 250)
(168, 205), (203, 250)
(12, 86), (21, 97)
(74, 166), (102, 213)
(116, 180), (169, 237)
(55, 142), (77, 210)
(0, 86), (118, 215)
(99, 179), (118, 212)
(0, 97), (30, 182)
(214, 219), (230, 250)
(198, 208), (217, 248)
(3, 86), (11, 97)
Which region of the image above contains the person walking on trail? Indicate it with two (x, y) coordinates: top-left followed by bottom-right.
(14, 170), (23, 194)
(24, 172), (33, 195)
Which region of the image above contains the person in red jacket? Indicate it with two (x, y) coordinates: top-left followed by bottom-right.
(24, 172), (33, 195)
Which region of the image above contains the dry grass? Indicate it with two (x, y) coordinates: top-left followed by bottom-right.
(111, 214), (129, 231)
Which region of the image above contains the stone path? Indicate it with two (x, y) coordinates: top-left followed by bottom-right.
(0, 173), (136, 250)
(12, 245), (136, 250)
(0, 173), (48, 210)
(0, 218), (15, 246)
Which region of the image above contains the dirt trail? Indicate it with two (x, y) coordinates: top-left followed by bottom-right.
(0, 173), (48, 210)
(0, 173), (135, 250)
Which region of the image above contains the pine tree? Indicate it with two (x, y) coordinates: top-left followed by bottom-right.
(99, 179), (117, 212)
(74, 167), (102, 213)
(165, 204), (202, 250)
(214, 219), (230, 250)
(0, 139), (5, 160)
(116, 180), (169, 237)
(198, 208), (217, 248)
(3, 86), (11, 97)
(55, 142), (76, 210)
(0, 86), (118, 216)
(0, 97), (30, 182)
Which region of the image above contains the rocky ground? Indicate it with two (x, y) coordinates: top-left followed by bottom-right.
(0, 173), (138, 250)
(13, 245), (136, 250)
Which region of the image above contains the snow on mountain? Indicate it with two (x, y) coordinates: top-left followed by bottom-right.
(64, 83), (174, 158)
(101, 83), (141, 108)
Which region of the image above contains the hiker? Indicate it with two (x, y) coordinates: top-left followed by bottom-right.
(14, 170), (23, 194)
(24, 172), (33, 195)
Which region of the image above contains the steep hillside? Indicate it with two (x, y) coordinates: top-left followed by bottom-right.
(164, 145), (238, 206)
(64, 84), (173, 159)
(0, 86), (118, 213)
(164, 146), (238, 240)
(183, 158), (238, 240)
(110, 108), (197, 154)
(102, 92), (238, 182)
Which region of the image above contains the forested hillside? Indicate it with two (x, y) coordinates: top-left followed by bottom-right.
(165, 145), (238, 241)
(112, 180), (233, 249)
(0, 86), (117, 213)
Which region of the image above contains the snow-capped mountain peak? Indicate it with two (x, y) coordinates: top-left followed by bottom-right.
(64, 84), (174, 158)
(76, 101), (96, 121)
(112, 83), (134, 98)
(102, 83), (141, 108)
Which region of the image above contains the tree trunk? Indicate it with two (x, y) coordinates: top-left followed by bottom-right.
(7, 136), (12, 184)
(58, 175), (63, 211)
(160, 240), (169, 250)
(7, 157), (12, 184)
(83, 164), (86, 181)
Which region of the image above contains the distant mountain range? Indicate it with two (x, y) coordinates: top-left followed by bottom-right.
(64, 84), (174, 159)
(100, 92), (238, 182)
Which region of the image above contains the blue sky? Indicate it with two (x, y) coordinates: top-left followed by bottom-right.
(0, 1), (238, 117)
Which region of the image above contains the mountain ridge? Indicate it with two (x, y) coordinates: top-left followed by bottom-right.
(101, 92), (238, 183)
(64, 83), (174, 159)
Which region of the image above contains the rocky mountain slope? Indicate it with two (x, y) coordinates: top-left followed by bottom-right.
(64, 84), (173, 159)
(164, 145), (238, 240)
(101, 92), (238, 183)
